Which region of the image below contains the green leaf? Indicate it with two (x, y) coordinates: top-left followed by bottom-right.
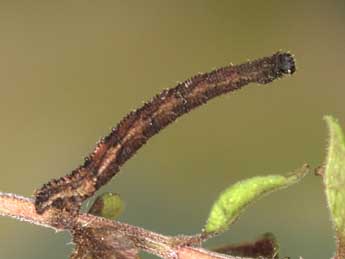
(204, 164), (309, 235)
(88, 193), (124, 220)
(324, 116), (345, 258)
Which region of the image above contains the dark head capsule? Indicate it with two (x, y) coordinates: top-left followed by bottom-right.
(277, 52), (296, 74)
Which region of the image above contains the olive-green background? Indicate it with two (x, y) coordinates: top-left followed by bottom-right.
(0, 1), (344, 258)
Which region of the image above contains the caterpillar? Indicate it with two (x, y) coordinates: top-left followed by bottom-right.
(34, 51), (296, 214)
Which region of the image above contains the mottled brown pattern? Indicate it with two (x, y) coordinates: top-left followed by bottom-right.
(71, 226), (140, 259)
(212, 233), (279, 258)
(34, 52), (296, 214)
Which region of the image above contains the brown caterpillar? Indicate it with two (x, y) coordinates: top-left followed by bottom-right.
(34, 51), (296, 214)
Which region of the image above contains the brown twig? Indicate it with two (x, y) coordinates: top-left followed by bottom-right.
(0, 192), (252, 259)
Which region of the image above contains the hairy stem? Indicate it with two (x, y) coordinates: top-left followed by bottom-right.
(0, 192), (251, 259)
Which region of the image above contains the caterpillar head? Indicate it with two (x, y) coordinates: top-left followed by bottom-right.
(276, 52), (296, 75)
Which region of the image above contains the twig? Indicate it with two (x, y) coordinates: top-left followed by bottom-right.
(0, 192), (251, 259)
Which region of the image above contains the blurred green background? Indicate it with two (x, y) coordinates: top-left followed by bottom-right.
(0, 1), (344, 258)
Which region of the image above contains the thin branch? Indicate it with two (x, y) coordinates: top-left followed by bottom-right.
(0, 192), (250, 259)
(0, 192), (57, 229)
(0, 192), (172, 257)
(177, 247), (252, 259)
